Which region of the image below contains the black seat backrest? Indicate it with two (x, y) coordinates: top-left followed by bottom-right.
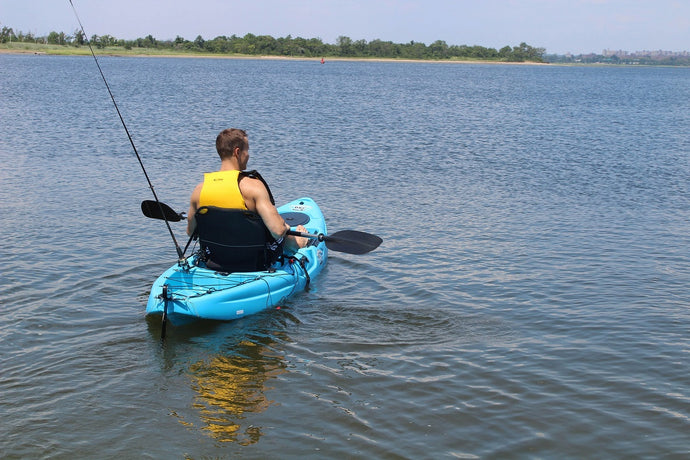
(195, 206), (273, 272)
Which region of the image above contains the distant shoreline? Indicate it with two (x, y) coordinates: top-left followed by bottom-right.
(0, 45), (548, 65)
(7, 44), (685, 67)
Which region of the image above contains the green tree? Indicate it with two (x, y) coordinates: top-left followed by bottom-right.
(100, 34), (115, 47)
(193, 35), (205, 50)
(353, 39), (367, 56)
(1, 25), (16, 43)
(73, 29), (85, 46)
(403, 40), (427, 59)
(47, 31), (61, 44)
(208, 36), (232, 53)
(255, 35), (277, 54)
(429, 40), (449, 59)
(377, 39), (402, 58)
(303, 37), (326, 56)
(512, 42), (544, 62)
(336, 35), (353, 55)
(141, 34), (157, 48)
(527, 45), (546, 62)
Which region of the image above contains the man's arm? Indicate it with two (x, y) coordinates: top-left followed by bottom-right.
(186, 183), (203, 236)
(241, 177), (289, 240)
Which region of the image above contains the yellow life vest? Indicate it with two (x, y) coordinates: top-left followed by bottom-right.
(198, 170), (247, 210)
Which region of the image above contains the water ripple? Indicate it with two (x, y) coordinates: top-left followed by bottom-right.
(2, 56), (689, 458)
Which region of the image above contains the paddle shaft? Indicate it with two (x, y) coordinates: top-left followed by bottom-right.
(286, 229), (325, 241)
(142, 201), (326, 241)
(142, 201), (382, 255)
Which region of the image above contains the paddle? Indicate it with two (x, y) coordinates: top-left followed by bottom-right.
(141, 200), (185, 222)
(286, 229), (382, 255)
(141, 200), (382, 255)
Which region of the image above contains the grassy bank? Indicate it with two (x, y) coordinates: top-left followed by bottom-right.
(0, 42), (213, 57)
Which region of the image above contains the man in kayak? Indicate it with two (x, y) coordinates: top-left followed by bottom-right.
(186, 128), (308, 254)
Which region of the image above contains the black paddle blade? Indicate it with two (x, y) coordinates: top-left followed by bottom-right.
(141, 200), (184, 222)
(324, 230), (382, 255)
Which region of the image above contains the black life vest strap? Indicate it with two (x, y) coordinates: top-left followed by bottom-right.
(240, 170), (275, 205)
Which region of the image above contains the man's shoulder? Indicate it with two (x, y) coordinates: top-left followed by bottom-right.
(191, 181), (204, 199)
(238, 174), (263, 187)
(239, 170), (275, 204)
(238, 175), (266, 197)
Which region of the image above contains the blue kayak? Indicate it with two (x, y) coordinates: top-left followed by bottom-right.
(146, 197), (328, 326)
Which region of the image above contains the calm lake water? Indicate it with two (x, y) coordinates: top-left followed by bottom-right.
(1, 54), (688, 458)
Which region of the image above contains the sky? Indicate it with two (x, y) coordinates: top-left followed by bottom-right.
(1, 0), (689, 55)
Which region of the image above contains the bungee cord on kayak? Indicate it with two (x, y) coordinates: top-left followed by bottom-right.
(162, 265), (306, 300)
(67, 0), (184, 259)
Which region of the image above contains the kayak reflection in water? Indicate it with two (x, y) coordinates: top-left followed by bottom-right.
(186, 336), (288, 444)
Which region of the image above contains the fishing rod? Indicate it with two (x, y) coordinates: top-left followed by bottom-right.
(68, 0), (184, 259)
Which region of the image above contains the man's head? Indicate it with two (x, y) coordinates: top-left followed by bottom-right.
(216, 128), (249, 163)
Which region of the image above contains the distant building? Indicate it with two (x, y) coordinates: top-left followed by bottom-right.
(603, 48), (688, 58)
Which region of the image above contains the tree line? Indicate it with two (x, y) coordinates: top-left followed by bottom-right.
(545, 52), (690, 66)
(0, 25), (545, 62)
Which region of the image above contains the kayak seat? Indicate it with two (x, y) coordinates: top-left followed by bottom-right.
(194, 206), (278, 272)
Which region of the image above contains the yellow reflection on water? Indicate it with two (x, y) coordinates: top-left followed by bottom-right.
(187, 339), (287, 445)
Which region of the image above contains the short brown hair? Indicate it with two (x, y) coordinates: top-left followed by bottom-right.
(216, 128), (248, 159)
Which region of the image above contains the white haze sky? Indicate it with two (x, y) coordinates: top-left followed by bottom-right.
(1, 0), (689, 55)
